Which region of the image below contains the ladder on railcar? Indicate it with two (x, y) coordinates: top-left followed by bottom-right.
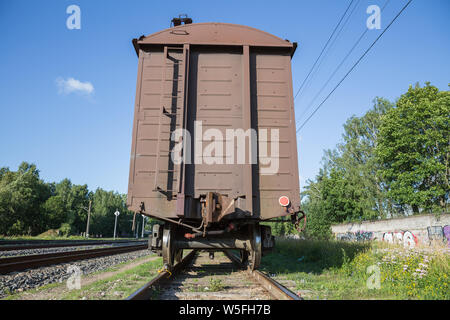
(153, 45), (189, 198)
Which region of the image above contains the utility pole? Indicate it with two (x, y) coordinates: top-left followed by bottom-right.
(85, 200), (91, 238)
(141, 215), (145, 238)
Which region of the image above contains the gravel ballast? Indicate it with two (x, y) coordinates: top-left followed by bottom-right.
(0, 249), (152, 298)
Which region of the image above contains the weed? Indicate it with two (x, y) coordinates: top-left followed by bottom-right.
(208, 278), (224, 291)
(260, 237), (449, 300)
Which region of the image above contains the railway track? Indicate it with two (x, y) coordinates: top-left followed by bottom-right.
(0, 239), (146, 251)
(0, 243), (148, 274)
(127, 250), (301, 300)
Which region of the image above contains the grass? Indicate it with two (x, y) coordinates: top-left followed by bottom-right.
(62, 257), (163, 300)
(260, 237), (449, 300)
(208, 278), (225, 291)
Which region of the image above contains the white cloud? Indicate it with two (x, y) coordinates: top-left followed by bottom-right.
(56, 77), (94, 95)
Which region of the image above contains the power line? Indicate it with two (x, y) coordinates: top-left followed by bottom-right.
(296, 0), (413, 133)
(296, 0), (390, 124)
(293, 0), (355, 101)
(294, 0), (361, 117)
(294, 0), (362, 124)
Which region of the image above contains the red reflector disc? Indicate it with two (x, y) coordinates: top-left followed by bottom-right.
(279, 196), (290, 207)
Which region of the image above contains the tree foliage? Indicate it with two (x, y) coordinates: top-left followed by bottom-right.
(376, 83), (449, 213)
(303, 83), (449, 239)
(0, 162), (136, 237)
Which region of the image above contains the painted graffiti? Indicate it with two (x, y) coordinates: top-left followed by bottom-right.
(337, 226), (450, 248)
(333, 214), (450, 247)
(444, 226), (450, 246)
(427, 225), (450, 247)
(383, 230), (418, 248)
(337, 231), (373, 242)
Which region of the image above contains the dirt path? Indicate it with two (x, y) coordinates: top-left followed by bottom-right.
(13, 256), (159, 300)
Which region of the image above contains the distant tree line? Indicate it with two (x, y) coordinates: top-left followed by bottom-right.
(0, 163), (150, 237)
(300, 83), (449, 239)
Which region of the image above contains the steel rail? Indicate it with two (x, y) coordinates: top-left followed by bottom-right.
(223, 250), (301, 300)
(126, 250), (198, 300)
(127, 250), (300, 300)
(0, 244), (148, 274)
(0, 240), (147, 251)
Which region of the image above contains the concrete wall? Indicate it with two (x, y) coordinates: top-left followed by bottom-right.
(331, 214), (450, 248)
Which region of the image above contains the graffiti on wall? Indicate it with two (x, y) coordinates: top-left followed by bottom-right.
(427, 225), (450, 246)
(444, 226), (450, 246)
(336, 231), (374, 242)
(382, 230), (418, 248)
(336, 225), (450, 248)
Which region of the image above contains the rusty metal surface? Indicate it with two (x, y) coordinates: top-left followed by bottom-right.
(137, 23), (294, 48)
(127, 22), (300, 221)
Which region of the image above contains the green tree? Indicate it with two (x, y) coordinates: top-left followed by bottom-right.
(51, 179), (91, 235)
(0, 162), (135, 237)
(376, 83), (450, 213)
(90, 188), (134, 237)
(336, 98), (393, 218)
(41, 195), (66, 229)
(0, 162), (50, 235)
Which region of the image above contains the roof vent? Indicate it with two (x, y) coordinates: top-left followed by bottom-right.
(171, 14), (193, 27)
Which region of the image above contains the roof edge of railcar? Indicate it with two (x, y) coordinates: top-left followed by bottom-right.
(132, 22), (297, 57)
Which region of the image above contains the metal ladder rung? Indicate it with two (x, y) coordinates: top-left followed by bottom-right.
(166, 46), (184, 51)
(154, 45), (187, 193)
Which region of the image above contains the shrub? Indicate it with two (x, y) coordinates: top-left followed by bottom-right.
(59, 223), (72, 237)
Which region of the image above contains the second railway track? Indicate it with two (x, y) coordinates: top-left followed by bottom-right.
(0, 243), (148, 274)
(127, 250), (301, 300)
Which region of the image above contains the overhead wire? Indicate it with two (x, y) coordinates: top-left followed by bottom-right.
(296, 0), (413, 133)
(296, 0), (391, 124)
(293, 0), (355, 101)
(294, 0), (362, 124)
(295, 0), (361, 104)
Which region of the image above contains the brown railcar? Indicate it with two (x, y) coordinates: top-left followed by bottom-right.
(127, 19), (303, 270)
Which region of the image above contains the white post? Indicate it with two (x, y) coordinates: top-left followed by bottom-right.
(113, 210), (120, 239)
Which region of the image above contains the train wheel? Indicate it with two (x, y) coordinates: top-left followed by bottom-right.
(248, 223), (262, 270)
(239, 249), (248, 264)
(175, 249), (183, 263)
(162, 223), (175, 270)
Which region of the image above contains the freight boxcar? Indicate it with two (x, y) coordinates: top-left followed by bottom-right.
(127, 17), (304, 270)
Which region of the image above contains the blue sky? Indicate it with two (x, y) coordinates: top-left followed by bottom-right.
(0, 0), (449, 195)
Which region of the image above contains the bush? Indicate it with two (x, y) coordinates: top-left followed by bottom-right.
(59, 223), (72, 237)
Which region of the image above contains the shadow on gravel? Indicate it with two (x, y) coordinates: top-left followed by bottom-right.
(260, 238), (371, 275)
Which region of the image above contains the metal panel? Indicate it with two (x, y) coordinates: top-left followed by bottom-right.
(251, 52), (300, 219)
(128, 23), (300, 221)
(128, 47), (187, 216)
(188, 51), (246, 201)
